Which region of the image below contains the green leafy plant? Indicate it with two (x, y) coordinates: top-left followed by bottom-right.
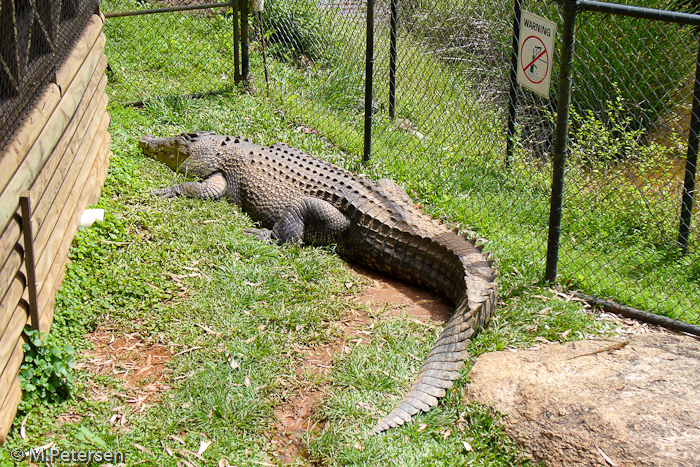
(260, 0), (333, 64)
(18, 326), (75, 407)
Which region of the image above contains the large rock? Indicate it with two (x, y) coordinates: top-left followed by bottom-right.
(466, 333), (700, 467)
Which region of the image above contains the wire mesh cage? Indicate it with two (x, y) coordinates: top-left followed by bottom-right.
(0, 0), (101, 153)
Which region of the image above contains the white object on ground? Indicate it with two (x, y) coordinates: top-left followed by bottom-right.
(79, 209), (105, 228)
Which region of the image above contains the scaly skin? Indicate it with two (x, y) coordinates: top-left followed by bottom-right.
(139, 131), (498, 434)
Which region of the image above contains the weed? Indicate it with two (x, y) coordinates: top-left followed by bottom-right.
(18, 327), (75, 409)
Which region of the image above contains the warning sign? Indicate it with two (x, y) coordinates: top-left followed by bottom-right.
(516, 10), (557, 98)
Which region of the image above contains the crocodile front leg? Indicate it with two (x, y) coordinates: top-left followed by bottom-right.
(245, 197), (350, 246)
(153, 172), (227, 200)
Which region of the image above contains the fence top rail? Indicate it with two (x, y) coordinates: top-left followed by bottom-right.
(104, 1), (235, 18)
(576, 0), (700, 25)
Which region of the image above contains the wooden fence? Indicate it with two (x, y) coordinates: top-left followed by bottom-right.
(0, 13), (111, 442)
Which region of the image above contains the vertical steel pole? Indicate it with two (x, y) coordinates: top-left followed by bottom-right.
(505, 0), (522, 168)
(233, 0), (241, 84)
(259, 11), (270, 96)
(388, 0), (398, 120)
(241, 0), (249, 80)
(363, 0), (376, 163)
(678, 31), (700, 254)
(545, 0), (578, 283)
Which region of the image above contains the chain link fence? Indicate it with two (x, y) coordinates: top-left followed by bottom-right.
(101, 0), (239, 104)
(101, 0), (700, 325)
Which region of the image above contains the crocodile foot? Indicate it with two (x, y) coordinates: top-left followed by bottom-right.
(244, 228), (275, 243)
(152, 187), (179, 198)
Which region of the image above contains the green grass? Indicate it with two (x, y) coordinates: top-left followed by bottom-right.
(4, 2), (697, 466)
(3, 85), (612, 467)
(254, 2), (699, 323)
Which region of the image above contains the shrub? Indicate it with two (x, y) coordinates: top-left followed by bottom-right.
(259, 0), (333, 64)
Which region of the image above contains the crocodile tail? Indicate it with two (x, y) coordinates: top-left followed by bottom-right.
(369, 269), (497, 436)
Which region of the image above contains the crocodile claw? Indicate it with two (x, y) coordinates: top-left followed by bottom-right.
(152, 187), (178, 198)
(244, 228), (275, 243)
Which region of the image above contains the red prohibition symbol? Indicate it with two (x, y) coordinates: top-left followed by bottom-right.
(520, 35), (549, 84)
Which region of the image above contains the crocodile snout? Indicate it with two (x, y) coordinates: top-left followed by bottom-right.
(138, 135), (188, 172)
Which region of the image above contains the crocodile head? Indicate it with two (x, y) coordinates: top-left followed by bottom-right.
(139, 131), (219, 172)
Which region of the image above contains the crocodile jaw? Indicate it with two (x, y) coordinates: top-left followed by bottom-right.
(139, 135), (190, 172)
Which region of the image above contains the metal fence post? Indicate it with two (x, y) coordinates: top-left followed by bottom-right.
(363, 0), (376, 163)
(678, 30), (700, 254)
(505, 0), (522, 168)
(241, 0), (249, 80)
(388, 0), (398, 120)
(233, 0), (241, 84)
(545, 0), (578, 283)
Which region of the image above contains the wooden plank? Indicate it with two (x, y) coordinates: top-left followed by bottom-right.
(0, 214), (21, 267)
(0, 275), (26, 336)
(54, 15), (105, 93)
(37, 130), (111, 331)
(0, 214), (21, 301)
(31, 73), (108, 247)
(0, 377), (21, 444)
(0, 84), (62, 213)
(36, 113), (110, 317)
(0, 17), (103, 216)
(0, 245), (22, 309)
(0, 339), (24, 417)
(0, 33), (107, 234)
(0, 298), (29, 375)
(32, 94), (108, 282)
(30, 56), (108, 236)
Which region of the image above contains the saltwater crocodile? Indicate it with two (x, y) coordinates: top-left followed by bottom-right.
(139, 131), (498, 435)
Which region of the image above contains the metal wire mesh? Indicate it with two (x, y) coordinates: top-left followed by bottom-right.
(0, 0), (100, 153)
(101, 0), (237, 104)
(99, 0), (699, 323)
(553, 2), (699, 322)
(257, 0), (699, 323)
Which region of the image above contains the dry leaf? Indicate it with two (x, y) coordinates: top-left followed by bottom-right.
(173, 347), (203, 356)
(162, 442), (174, 457)
(133, 443), (153, 456)
(462, 440), (473, 452)
(418, 423), (428, 432)
(443, 428), (451, 440)
(20, 412), (30, 440)
(353, 441), (365, 451)
(198, 440), (212, 455)
(561, 329), (572, 338)
(244, 375), (251, 387)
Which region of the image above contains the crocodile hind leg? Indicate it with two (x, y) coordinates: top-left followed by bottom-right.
(245, 197), (350, 246)
(153, 172), (227, 200)
(376, 178), (415, 207)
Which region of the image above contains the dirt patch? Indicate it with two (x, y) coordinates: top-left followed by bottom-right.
(271, 340), (340, 464)
(270, 266), (454, 464)
(75, 328), (173, 427)
(349, 264), (453, 323)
